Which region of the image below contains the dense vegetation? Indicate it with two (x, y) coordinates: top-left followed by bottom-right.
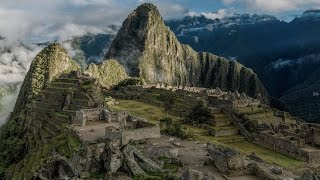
(0, 115), (27, 178)
(160, 118), (193, 139)
(185, 99), (212, 124)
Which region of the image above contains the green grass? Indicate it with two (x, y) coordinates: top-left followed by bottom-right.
(110, 100), (180, 123)
(225, 141), (305, 169)
(110, 99), (305, 170)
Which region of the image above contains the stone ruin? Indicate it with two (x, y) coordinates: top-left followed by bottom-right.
(235, 107), (320, 164)
(111, 83), (261, 108)
(71, 108), (160, 144)
(253, 120), (320, 163)
(105, 82), (320, 165)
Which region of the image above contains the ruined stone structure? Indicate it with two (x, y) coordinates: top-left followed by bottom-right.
(73, 108), (112, 126)
(235, 107), (320, 163)
(105, 120), (161, 145)
(71, 108), (160, 144)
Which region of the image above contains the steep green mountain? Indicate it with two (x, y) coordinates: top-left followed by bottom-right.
(85, 59), (128, 88)
(105, 3), (268, 101)
(13, 43), (80, 114)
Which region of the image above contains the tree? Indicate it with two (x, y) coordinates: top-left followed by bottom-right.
(185, 99), (212, 124)
(159, 92), (175, 117)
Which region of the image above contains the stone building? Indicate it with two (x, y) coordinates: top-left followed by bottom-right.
(73, 108), (112, 126)
(71, 108), (160, 144)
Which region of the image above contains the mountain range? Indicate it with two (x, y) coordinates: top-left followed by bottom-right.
(70, 9), (320, 122)
(1, 7), (320, 123)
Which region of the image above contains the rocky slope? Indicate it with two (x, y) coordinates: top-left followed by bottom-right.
(13, 43), (80, 114)
(85, 59), (128, 88)
(105, 3), (268, 101)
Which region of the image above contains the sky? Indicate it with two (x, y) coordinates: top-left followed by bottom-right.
(1, 0), (320, 44)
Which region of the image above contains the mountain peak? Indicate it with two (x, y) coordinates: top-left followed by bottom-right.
(13, 43), (80, 113)
(105, 4), (268, 101)
(131, 3), (162, 22)
(136, 3), (159, 14)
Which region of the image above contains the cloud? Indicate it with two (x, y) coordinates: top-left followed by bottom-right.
(271, 54), (320, 69)
(222, 0), (320, 13)
(201, 9), (233, 20)
(0, 83), (20, 125)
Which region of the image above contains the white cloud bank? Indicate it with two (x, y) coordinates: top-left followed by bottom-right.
(222, 0), (320, 13)
(201, 9), (233, 20)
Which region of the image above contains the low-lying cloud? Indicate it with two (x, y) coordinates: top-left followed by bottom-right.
(201, 9), (233, 20)
(222, 0), (320, 13)
(271, 54), (320, 69)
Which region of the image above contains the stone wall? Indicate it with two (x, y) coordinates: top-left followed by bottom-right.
(208, 128), (239, 137)
(253, 132), (320, 163)
(105, 123), (160, 145)
(73, 108), (111, 126)
(122, 125), (160, 145)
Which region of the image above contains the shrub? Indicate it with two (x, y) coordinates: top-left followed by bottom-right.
(185, 99), (212, 124)
(158, 92), (175, 117)
(160, 118), (193, 139)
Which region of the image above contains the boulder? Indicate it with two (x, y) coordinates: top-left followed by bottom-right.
(100, 143), (123, 173)
(207, 143), (250, 174)
(122, 145), (162, 176)
(270, 166), (283, 175)
(181, 168), (215, 180)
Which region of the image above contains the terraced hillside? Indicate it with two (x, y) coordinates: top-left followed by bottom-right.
(5, 72), (103, 179)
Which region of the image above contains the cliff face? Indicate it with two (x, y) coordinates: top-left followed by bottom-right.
(85, 59), (128, 88)
(105, 3), (268, 101)
(13, 43), (80, 113)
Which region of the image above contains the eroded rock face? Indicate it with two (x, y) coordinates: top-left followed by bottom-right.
(122, 144), (163, 176)
(14, 43), (80, 113)
(33, 156), (79, 180)
(207, 143), (250, 175)
(105, 3), (268, 101)
(99, 143), (162, 177)
(85, 59), (127, 88)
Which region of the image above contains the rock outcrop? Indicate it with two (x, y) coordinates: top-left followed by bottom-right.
(181, 168), (215, 180)
(207, 143), (251, 175)
(13, 43), (80, 114)
(33, 156), (79, 180)
(85, 59), (127, 88)
(105, 3), (268, 101)
(100, 143), (163, 177)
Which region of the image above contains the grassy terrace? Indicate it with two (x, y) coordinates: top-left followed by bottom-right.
(110, 99), (305, 170)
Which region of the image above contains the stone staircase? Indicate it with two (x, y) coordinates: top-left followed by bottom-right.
(207, 107), (241, 139)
